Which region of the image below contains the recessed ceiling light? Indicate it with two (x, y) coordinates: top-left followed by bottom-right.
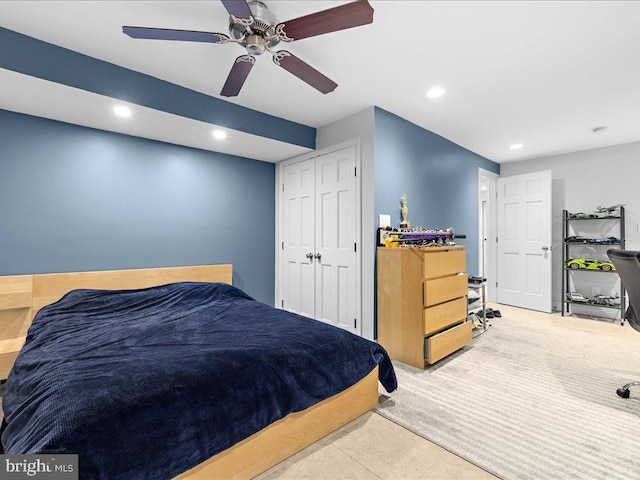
(113, 105), (131, 117)
(212, 129), (227, 140)
(426, 87), (446, 99)
(510, 143), (523, 150)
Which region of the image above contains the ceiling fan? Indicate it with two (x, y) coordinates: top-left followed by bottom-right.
(123, 0), (374, 97)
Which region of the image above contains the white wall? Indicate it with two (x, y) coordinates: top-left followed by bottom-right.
(316, 107), (376, 339)
(501, 140), (640, 314)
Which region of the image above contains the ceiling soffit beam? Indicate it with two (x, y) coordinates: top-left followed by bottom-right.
(0, 27), (315, 149)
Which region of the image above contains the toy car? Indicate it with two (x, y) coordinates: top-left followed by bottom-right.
(566, 292), (589, 303)
(565, 236), (621, 244)
(596, 204), (625, 216)
(590, 294), (620, 306)
(565, 258), (616, 271)
(568, 212), (599, 219)
(564, 236), (589, 244)
(592, 237), (621, 244)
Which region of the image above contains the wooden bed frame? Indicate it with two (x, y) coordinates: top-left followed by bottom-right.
(0, 265), (380, 479)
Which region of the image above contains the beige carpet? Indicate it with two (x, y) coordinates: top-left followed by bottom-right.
(375, 305), (640, 480)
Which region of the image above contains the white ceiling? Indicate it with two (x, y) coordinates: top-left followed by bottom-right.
(1, 1), (640, 163)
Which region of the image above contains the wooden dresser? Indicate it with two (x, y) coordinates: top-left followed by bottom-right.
(377, 245), (471, 369)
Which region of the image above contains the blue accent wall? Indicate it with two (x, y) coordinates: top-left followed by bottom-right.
(0, 27), (315, 149)
(374, 107), (500, 275)
(0, 109), (275, 305)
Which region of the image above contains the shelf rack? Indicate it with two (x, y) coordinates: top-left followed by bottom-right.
(561, 207), (625, 322)
(468, 281), (488, 332)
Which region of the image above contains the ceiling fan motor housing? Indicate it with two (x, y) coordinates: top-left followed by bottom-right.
(245, 34), (267, 55)
(229, 1), (280, 54)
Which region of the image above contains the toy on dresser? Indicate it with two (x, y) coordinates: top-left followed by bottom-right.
(379, 226), (466, 248)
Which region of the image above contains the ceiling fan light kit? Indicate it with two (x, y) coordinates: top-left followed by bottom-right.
(123, 0), (374, 97)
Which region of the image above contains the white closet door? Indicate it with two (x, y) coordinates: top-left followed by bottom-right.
(315, 146), (357, 333)
(279, 145), (359, 335)
(281, 159), (315, 317)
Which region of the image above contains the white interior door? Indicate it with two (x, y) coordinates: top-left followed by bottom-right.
(497, 170), (552, 312)
(278, 145), (359, 334)
(315, 146), (357, 333)
(281, 159), (315, 317)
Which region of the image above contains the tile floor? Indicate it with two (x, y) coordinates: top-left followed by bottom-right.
(255, 411), (498, 480)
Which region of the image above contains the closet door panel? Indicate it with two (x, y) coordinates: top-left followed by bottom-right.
(281, 159), (315, 317)
(315, 147), (357, 333)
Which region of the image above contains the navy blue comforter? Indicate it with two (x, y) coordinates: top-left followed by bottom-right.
(1, 282), (396, 479)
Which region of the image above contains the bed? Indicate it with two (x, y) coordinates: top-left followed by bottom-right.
(0, 265), (397, 479)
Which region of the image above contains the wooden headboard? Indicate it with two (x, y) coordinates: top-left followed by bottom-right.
(0, 264), (232, 379)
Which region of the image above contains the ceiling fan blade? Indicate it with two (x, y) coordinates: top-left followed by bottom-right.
(220, 55), (256, 97)
(273, 51), (337, 94)
(123, 26), (230, 44)
(276, 0), (374, 42)
(220, 0), (254, 21)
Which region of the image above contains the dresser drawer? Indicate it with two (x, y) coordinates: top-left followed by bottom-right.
(423, 297), (467, 336)
(424, 320), (472, 364)
(422, 250), (466, 279)
(423, 274), (467, 307)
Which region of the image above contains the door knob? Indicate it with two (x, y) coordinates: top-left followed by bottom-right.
(314, 253), (322, 261)
(542, 246), (550, 251)
(306, 252), (313, 259)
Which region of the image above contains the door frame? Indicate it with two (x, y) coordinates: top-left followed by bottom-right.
(275, 138), (362, 335)
(478, 168), (499, 302)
